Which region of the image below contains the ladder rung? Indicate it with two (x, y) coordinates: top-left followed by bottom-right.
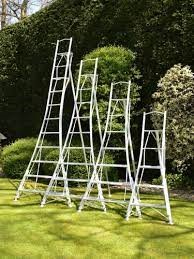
(62, 162), (93, 166)
(32, 160), (58, 164)
(57, 52), (69, 56)
(77, 101), (91, 105)
(69, 132), (90, 134)
(53, 77), (66, 80)
(21, 189), (46, 194)
(50, 90), (63, 93)
(142, 147), (163, 150)
(102, 147), (126, 151)
(41, 132), (59, 134)
(26, 174), (53, 179)
(130, 202), (166, 209)
(106, 130), (125, 133)
(110, 114), (124, 117)
(74, 116), (90, 119)
(37, 146), (60, 149)
(83, 197), (127, 204)
(144, 130), (162, 132)
(139, 165), (161, 169)
(137, 184), (164, 189)
(64, 147), (91, 150)
(80, 88), (92, 91)
(97, 163), (127, 168)
(48, 103), (60, 107)
(45, 117), (60, 121)
(55, 65), (66, 68)
(112, 98), (126, 101)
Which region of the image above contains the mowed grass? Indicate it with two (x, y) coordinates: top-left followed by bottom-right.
(0, 178), (194, 258)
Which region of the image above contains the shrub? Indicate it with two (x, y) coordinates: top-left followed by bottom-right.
(1, 138), (51, 178)
(43, 148), (116, 184)
(152, 64), (194, 173)
(152, 173), (194, 190)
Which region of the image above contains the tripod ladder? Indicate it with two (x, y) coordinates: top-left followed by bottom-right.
(15, 38), (73, 200)
(78, 81), (141, 215)
(126, 111), (173, 224)
(40, 58), (102, 207)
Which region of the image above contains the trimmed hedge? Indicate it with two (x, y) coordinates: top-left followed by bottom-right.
(0, 0), (193, 140)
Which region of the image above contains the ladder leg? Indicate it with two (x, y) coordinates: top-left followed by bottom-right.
(163, 176), (173, 224)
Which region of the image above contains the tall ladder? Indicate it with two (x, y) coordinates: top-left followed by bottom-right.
(40, 58), (102, 207)
(126, 111), (173, 224)
(15, 38), (73, 200)
(78, 81), (141, 216)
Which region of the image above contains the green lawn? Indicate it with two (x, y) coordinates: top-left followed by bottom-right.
(0, 178), (194, 258)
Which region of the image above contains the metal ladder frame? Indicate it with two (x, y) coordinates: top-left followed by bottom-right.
(78, 81), (141, 215)
(40, 58), (103, 207)
(126, 111), (173, 224)
(15, 38), (73, 200)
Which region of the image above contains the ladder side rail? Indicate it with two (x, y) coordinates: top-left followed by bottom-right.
(127, 98), (136, 176)
(126, 112), (146, 219)
(88, 58), (106, 211)
(124, 81), (141, 217)
(59, 38), (73, 160)
(160, 111), (173, 224)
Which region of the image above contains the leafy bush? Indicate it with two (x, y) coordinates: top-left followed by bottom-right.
(152, 64), (194, 173)
(82, 46), (141, 123)
(152, 173), (194, 190)
(43, 148), (116, 183)
(1, 138), (51, 178)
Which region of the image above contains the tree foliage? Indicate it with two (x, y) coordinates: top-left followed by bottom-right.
(152, 64), (194, 173)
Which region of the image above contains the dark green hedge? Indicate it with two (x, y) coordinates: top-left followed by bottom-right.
(0, 0), (193, 139)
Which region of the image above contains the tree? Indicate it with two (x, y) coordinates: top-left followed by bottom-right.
(152, 64), (194, 173)
(0, 0), (54, 29)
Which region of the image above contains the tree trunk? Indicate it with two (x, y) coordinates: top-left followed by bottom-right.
(1, 0), (7, 29)
(21, 0), (28, 19)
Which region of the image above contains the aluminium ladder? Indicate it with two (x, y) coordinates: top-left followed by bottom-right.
(126, 111), (173, 224)
(40, 58), (102, 207)
(15, 38), (73, 200)
(78, 81), (141, 215)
